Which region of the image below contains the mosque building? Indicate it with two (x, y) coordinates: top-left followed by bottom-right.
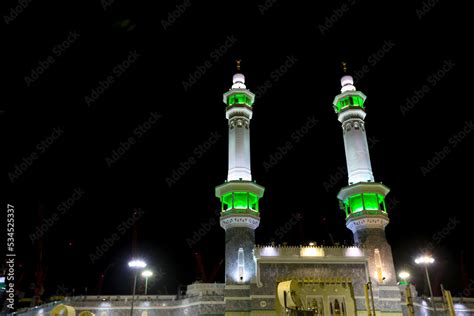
(12, 66), (474, 316)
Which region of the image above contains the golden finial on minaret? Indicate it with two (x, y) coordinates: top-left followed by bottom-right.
(342, 62), (348, 73)
(236, 59), (241, 72)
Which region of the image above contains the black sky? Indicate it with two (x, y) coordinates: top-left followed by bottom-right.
(1, 0), (471, 302)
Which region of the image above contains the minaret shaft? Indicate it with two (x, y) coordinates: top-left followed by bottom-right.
(228, 116), (251, 181)
(342, 118), (374, 184)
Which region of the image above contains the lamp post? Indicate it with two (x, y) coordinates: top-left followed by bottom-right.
(399, 271), (414, 316)
(128, 259), (147, 316)
(367, 277), (376, 316)
(141, 270), (153, 295)
(415, 255), (437, 316)
(398, 271), (410, 285)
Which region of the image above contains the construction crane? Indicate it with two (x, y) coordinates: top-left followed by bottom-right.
(32, 204), (46, 307)
(194, 253), (223, 283)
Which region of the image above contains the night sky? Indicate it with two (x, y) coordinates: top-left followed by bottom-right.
(1, 0), (471, 305)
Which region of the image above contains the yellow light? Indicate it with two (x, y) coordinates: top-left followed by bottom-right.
(300, 247), (324, 257)
(141, 270), (153, 277)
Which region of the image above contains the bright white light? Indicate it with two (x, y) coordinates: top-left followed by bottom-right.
(341, 75), (354, 86)
(261, 247), (278, 257)
(415, 255), (435, 265)
(237, 248), (245, 283)
(233, 73), (245, 84)
(399, 271), (410, 280)
(128, 259), (147, 269)
(345, 247), (363, 257)
(454, 303), (467, 310)
(142, 270), (153, 278)
(308, 242), (315, 246)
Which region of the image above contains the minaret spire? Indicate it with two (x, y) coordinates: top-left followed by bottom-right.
(341, 61), (348, 73)
(215, 65), (264, 314)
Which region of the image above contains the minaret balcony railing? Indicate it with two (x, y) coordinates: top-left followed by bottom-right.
(342, 192), (387, 217)
(220, 191), (259, 213)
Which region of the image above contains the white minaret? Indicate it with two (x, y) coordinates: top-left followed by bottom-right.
(336, 74), (374, 185)
(334, 66), (399, 292)
(225, 71), (253, 181)
(216, 62), (264, 314)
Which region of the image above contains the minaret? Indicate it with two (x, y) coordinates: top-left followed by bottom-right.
(333, 65), (397, 286)
(215, 62), (264, 313)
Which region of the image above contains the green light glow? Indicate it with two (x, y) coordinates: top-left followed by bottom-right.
(227, 93), (253, 107)
(221, 192), (259, 212)
(335, 95), (365, 113)
(234, 192), (248, 208)
(343, 193), (386, 216)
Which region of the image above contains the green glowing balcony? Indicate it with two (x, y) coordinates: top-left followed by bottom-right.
(227, 93), (253, 107)
(334, 95), (365, 113)
(221, 191), (259, 213)
(342, 192), (387, 217)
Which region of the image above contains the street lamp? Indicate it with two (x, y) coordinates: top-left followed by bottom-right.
(128, 259), (147, 316)
(399, 271), (414, 316)
(415, 255), (437, 316)
(398, 271), (410, 285)
(141, 270), (153, 295)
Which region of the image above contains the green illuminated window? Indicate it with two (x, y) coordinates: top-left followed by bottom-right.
(363, 193), (378, 210)
(233, 192), (248, 209)
(222, 193), (233, 210)
(249, 193), (258, 211)
(348, 194), (364, 213)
